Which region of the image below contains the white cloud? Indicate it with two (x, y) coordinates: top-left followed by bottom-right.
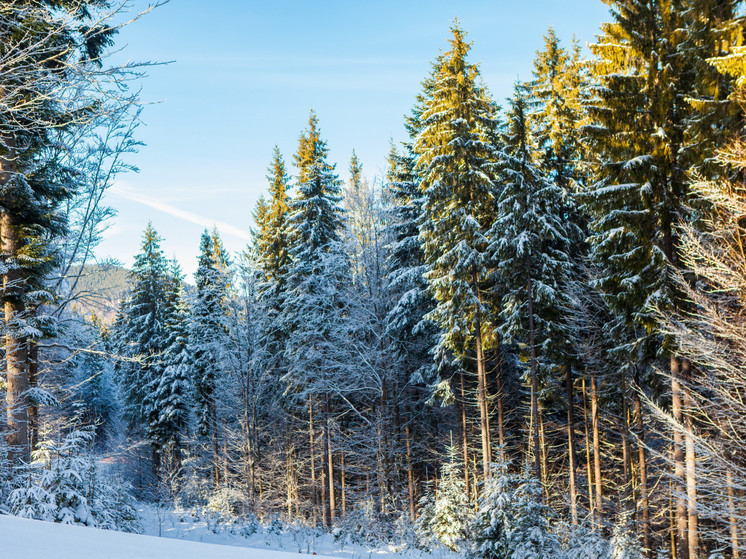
(110, 184), (251, 242)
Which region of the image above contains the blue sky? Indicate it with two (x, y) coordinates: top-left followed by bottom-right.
(97, 0), (611, 279)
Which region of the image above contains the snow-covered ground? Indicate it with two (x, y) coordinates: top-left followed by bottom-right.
(0, 514), (334, 559)
(1, 507), (460, 559)
(137, 505), (457, 558)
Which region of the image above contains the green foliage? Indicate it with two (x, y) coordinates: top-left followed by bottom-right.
(415, 21), (500, 365)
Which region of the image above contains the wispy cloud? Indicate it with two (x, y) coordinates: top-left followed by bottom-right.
(111, 184), (251, 242)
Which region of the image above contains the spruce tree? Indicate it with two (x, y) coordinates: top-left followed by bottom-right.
(414, 22), (500, 481)
(147, 262), (191, 473)
(1, 0), (117, 462)
(114, 222), (172, 475)
(116, 223), (170, 430)
(190, 228), (230, 487)
(470, 462), (518, 559)
(427, 445), (472, 552)
(253, 148), (292, 390)
(281, 110), (348, 525)
(490, 87), (572, 484)
(528, 29), (589, 522)
(583, 2), (741, 553)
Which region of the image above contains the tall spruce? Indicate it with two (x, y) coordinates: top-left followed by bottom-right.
(115, 223), (172, 473)
(528, 28), (588, 524)
(583, 3), (743, 555)
(281, 111), (348, 525)
(147, 262), (191, 473)
(1, 0), (117, 462)
(490, 86), (572, 486)
(414, 22), (500, 481)
(190, 229), (230, 488)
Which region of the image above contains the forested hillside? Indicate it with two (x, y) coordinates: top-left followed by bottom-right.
(2, 2), (746, 559)
(67, 264), (132, 321)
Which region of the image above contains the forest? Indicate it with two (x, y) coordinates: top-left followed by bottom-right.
(1, 1), (746, 559)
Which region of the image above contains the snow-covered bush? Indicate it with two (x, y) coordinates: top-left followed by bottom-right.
(7, 428), (139, 532)
(414, 490), (436, 549)
(470, 462), (561, 559)
(470, 462), (517, 559)
(560, 523), (609, 559)
(334, 497), (390, 546)
(207, 486), (248, 517)
(609, 515), (644, 559)
(507, 474), (562, 559)
(418, 445), (472, 552)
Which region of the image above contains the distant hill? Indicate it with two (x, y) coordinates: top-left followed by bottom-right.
(66, 263), (132, 323)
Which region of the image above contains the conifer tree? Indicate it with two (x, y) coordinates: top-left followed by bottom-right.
(490, 87), (572, 485)
(1, 0), (117, 462)
(583, 3), (741, 554)
(190, 229), (230, 487)
(507, 474), (561, 559)
(147, 262), (191, 473)
(426, 445), (472, 552)
(528, 29), (588, 523)
(281, 110), (348, 524)
(253, 148), (292, 390)
(116, 224), (169, 427)
(414, 22), (500, 481)
(470, 462), (518, 559)
(115, 223), (172, 474)
(255, 147), (292, 286)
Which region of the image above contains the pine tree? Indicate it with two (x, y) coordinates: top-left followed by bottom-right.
(505, 473), (561, 559)
(470, 462), (518, 559)
(255, 146), (292, 287)
(190, 228), (230, 488)
(147, 262), (191, 473)
(528, 30), (589, 522)
(281, 110), (348, 525)
(583, 3), (741, 554)
(252, 148), (292, 418)
(1, 0), (117, 462)
(415, 22), (500, 481)
(116, 223), (170, 435)
(427, 445), (472, 552)
(490, 86), (572, 484)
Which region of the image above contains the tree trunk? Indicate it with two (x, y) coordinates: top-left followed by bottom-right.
(2, 208), (30, 464)
(340, 450), (347, 517)
(472, 269), (491, 480)
(634, 374), (651, 557)
(726, 464), (739, 559)
(671, 356), (688, 559)
(405, 422), (415, 521)
(591, 373), (603, 525)
(496, 359), (506, 463)
(527, 275), (541, 485)
(682, 360), (698, 559)
(286, 422), (294, 518)
(458, 372), (471, 497)
(621, 374), (633, 514)
(566, 363), (578, 525)
(309, 398), (317, 524)
(539, 408), (549, 502)
(211, 400), (220, 488)
(28, 340), (39, 453)
(325, 397), (335, 524)
(582, 376), (594, 525)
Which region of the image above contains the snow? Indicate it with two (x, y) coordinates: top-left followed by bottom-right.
(0, 514), (335, 559)
(1, 507), (459, 559)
